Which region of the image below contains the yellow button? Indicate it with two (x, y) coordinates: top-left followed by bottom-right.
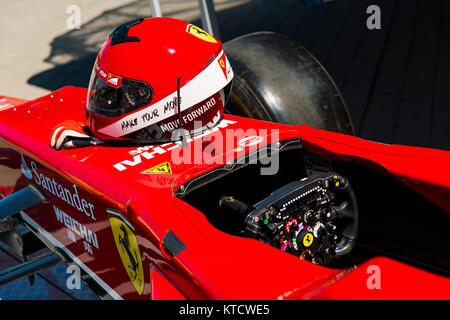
(303, 233), (314, 247)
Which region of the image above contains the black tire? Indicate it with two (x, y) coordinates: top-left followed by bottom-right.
(223, 32), (355, 135)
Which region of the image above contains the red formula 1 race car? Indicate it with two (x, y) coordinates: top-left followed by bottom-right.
(0, 17), (449, 300)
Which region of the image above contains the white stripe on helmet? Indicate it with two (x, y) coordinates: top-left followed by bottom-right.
(98, 50), (233, 137)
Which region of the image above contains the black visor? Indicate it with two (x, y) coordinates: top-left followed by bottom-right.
(86, 71), (153, 117)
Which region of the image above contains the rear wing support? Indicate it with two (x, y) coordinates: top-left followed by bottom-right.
(198, 0), (221, 39)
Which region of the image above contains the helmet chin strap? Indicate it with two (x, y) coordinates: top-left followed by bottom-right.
(176, 76), (182, 129)
(176, 76), (188, 148)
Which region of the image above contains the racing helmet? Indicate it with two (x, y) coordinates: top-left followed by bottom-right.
(86, 17), (233, 142)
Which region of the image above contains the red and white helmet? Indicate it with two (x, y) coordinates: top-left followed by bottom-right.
(85, 17), (233, 142)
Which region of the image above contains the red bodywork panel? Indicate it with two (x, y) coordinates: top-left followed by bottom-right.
(0, 87), (449, 299)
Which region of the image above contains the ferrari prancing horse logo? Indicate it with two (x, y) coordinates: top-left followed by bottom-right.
(110, 217), (144, 295)
(186, 23), (217, 43)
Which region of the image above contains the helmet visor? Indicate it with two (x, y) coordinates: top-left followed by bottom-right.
(86, 61), (153, 117)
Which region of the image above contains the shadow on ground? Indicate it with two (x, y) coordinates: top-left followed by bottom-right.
(27, 0), (325, 91)
(28, 0), (450, 150)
